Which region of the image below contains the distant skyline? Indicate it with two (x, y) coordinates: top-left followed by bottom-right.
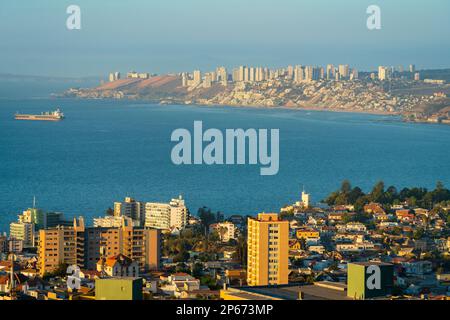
(0, 0), (449, 77)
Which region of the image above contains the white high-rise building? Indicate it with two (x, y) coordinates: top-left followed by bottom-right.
(301, 191), (311, 208)
(169, 196), (188, 231)
(10, 221), (35, 248)
(144, 196), (188, 231)
(378, 66), (391, 81)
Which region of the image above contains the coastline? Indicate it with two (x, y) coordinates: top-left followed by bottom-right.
(55, 96), (450, 125)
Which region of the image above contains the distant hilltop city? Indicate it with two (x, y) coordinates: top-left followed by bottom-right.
(61, 63), (450, 124)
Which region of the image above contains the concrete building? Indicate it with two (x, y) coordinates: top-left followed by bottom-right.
(247, 213), (289, 286)
(93, 215), (133, 228)
(109, 72), (120, 82)
(9, 222), (35, 248)
(378, 66), (391, 81)
(96, 254), (139, 278)
(301, 191), (310, 208)
(37, 217), (85, 275)
(209, 222), (237, 242)
(160, 272), (201, 298)
(19, 208), (66, 230)
(217, 67), (228, 86)
(193, 70), (202, 85)
(304, 66), (321, 82)
(326, 64), (335, 80)
(338, 64), (350, 79)
(114, 197), (145, 225)
(38, 217), (161, 275)
(84, 225), (161, 271)
(144, 196), (188, 231)
(294, 65), (304, 83)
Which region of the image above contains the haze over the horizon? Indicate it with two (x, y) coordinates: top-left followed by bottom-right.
(0, 0), (449, 77)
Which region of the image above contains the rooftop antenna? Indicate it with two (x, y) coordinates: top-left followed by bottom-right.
(33, 196), (36, 209)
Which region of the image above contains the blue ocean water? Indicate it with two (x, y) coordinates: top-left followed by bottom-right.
(1, 99), (450, 232)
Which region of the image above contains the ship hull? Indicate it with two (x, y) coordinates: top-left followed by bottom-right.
(15, 115), (63, 121)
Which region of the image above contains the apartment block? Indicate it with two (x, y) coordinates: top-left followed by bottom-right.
(144, 196), (188, 231)
(38, 217), (85, 276)
(9, 221), (35, 248)
(114, 197), (145, 225)
(38, 217), (161, 275)
(247, 213), (289, 286)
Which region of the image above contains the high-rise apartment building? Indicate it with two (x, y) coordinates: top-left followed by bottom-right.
(294, 65), (304, 83)
(19, 208), (67, 230)
(85, 224), (160, 271)
(38, 217), (161, 275)
(193, 70), (202, 85)
(378, 66), (391, 81)
(38, 217), (85, 275)
(217, 67), (228, 86)
(247, 213), (289, 286)
(203, 73), (213, 88)
(338, 64), (350, 79)
(144, 196), (188, 231)
(304, 66), (321, 82)
(326, 64), (335, 80)
(9, 221), (35, 248)
(114, 197), (145, 225)
(238, 66), (245, 82)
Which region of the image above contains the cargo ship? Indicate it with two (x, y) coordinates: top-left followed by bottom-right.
(15, 108), (65, 121)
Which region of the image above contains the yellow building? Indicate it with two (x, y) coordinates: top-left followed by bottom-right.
(38, 217), (161, 275)
(296, 229), (320, 240)
(38, 217), (85, 276)
(247, 213), (289, 286)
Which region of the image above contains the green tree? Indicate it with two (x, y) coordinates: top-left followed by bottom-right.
(198, 207), (216, 234)
(370, 181), (385, 203)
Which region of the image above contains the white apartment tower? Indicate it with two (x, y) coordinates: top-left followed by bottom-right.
(145, 196), (188, 231)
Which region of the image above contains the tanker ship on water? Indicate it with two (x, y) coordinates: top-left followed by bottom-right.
(15, 108), (64, 121)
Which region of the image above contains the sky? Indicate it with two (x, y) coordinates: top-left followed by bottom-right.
(0, 0), (449, 77)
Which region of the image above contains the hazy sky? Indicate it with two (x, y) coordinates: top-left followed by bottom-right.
(0, 0), (449, 77)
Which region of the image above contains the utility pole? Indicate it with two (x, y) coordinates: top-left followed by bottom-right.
(8, 253), (17, 300)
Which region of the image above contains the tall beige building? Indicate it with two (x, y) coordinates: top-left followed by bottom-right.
(38, 217), (160, 275)
(85, 224), (160, 271)
(247, 213), (289, 286)
(38, 217), (85, 275)
(114, 197), (145, 225)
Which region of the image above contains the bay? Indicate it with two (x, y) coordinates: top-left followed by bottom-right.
(0, 99), (449, 232)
